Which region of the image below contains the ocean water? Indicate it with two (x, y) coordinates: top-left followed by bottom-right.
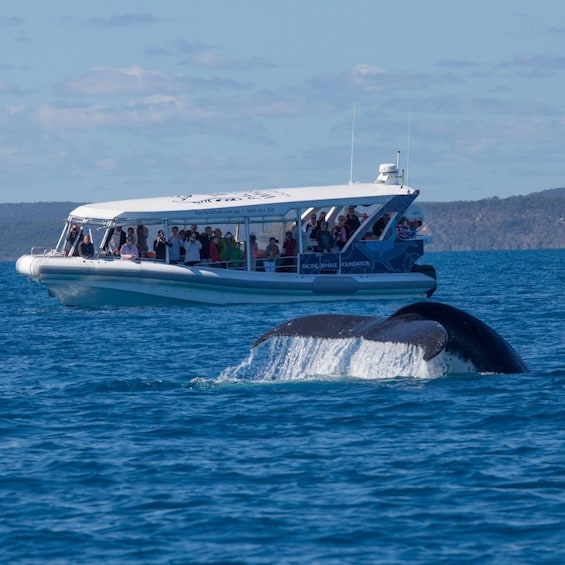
(1, 249), (564, 564)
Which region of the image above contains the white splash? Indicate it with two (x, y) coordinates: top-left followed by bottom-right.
(219, 336), (464, 383)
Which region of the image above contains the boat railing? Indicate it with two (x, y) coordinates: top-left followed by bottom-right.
(193, 255), (303, 273)
(188, 253), (337, 274)
(30, 246), (63, 257)
(206, 260), (244, 270)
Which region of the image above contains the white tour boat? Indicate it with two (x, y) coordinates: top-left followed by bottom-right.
(16, 159), (437, 307)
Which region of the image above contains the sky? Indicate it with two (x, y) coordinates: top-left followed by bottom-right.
(1, 0), (565, 203)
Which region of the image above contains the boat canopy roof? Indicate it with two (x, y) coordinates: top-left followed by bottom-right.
(69, 182), (417, 226)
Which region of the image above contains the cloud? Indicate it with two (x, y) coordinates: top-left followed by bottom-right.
(31, 89), (303, 135)
(178, 53), (275, 70)
(308, 64), (435, 103)
(171, 39), (217, 55)
(35, 104), (118, 129)
(0, 81), (30, 95)
(145, 39), (212, 59)
(205, 85), (333, 118)
(86, 13), (159, 27)
(146, 39), (276, 70)
(56, 66), (174, 96)
(438, 59), (478, 70)
(56, 65), (253, 96)
(386, 94), (557, 118)
(0, 15), (29, 43)
(33, 95), (206, 131)
(499, 53), (565, 72)
(144, 46), (175, 57)
(0, 16), (24, 28)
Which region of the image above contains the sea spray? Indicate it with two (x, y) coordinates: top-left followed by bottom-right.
(219, 335), (453, 382)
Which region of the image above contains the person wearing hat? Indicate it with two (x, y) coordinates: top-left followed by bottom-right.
(281, 230), (297, 272)
(263, 237), (280, 273)
(120, 235), (139, 260)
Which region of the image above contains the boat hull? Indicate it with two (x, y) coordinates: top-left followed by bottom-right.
(16, 255), (437, 307)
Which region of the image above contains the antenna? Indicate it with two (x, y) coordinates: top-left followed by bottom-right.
(348, 104), (356, 184)
(406, 120), (411, 186)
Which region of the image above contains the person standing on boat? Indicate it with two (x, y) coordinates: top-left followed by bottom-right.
(303, 213), (319, 250)
(230, 242), (244, 269)
(65, 224), (82, 256)
(316, 211), (328, 231)
(220, 232), (238, 268)
(126, 227), (136, 243)
(396, 217), (411, 240)
(281, 231), (297, 272)
(199, 226), (212, 262)
(209, 236), (222, 266)
(77, 234), (95, 258)
(372, 212), (390, 238)
(316, 221), (333, 253)
(153, 230), (170, 261)
(120, 236), (139, 260)
(246, 233), (259, 270)
(332, 218), (348, 250)
(137, 225), (149, 256)
(263, 237), (280, 272)
(106, 226), (126, 255)
(183, 232), (202, 266)
(346, 206), (361, 237)
(168, 226), (182, 264)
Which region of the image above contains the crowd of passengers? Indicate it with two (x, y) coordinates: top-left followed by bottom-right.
(65, 206), (421, 269)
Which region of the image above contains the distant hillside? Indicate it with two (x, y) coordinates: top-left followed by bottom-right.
(419, 188), (565, 251)
(0, 202), (83, 262)
(1, 189), (563, 261)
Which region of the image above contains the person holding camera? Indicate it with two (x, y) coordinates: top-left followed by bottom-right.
(153, 230), (171, 261)
(183, 232), (202, 266)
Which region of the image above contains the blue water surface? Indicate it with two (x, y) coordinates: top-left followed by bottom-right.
(1, 249), (564, 563)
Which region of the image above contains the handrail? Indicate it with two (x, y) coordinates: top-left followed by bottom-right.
(30, 246), (62, 256)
